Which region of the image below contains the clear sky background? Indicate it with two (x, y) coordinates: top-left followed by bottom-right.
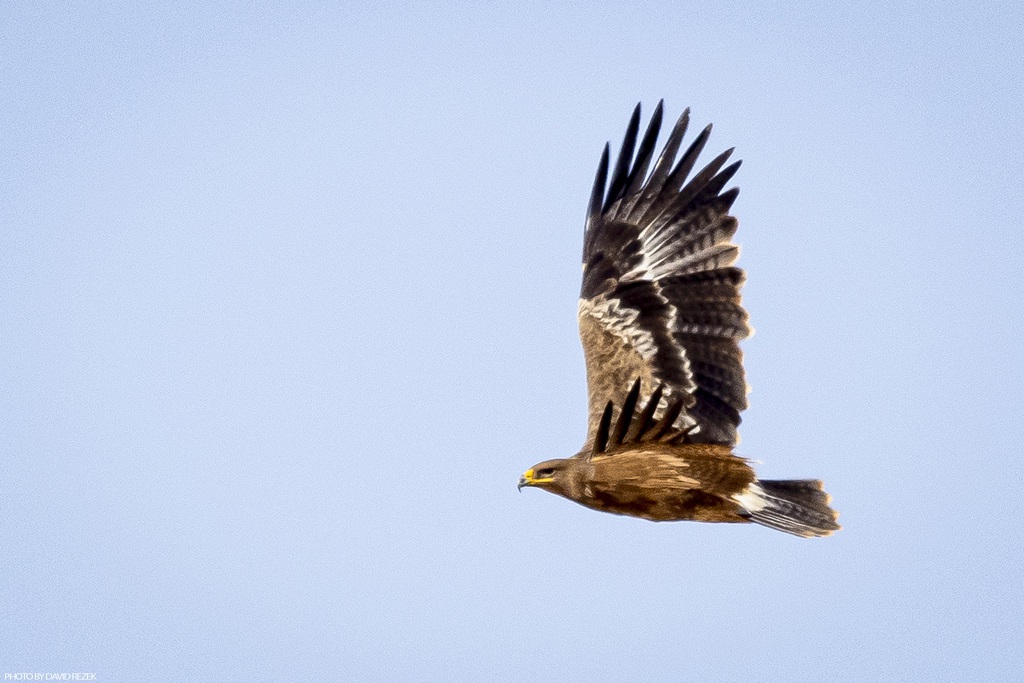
(3, 2), (1023, 680)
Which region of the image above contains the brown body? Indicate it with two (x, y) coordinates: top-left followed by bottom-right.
(563, 444), (753, 522)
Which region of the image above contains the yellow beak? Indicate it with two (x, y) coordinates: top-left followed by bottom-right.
(518, 468), (553, 491)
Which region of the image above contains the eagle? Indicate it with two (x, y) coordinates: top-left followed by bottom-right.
(518, 102), (840, 538)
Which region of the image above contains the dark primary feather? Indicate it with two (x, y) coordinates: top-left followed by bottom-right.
(609, 378), (643, 447)
(626, 383), (664, 442)
(592, 380), (695, 456)
(631, 107), (688, 220)
(603, 104), (642, 215)
(608, 102), (663, 222)
(584, 144), (610, 246)
(634, 122), (712, 230)
(646, 396), (685, 443)
(594, 400), (614, 455)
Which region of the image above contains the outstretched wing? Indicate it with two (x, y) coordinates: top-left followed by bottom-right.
(578, 101), (750, 447)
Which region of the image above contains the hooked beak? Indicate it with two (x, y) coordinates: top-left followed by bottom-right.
(518, 468), (535, 492)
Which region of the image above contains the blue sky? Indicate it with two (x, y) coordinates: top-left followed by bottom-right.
(3, 2), (1023, 680)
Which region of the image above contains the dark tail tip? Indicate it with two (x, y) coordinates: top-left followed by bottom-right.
(741, 479), (841, 538)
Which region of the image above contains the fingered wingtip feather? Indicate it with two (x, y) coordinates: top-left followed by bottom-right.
(588, 144), (610, 216)
(614, 103), (665, 220)
(673, 109), (691, 138)
(610, 378), (643, 446)
(630, 106), (691, 221)
(627, 383), (664, 442)
(584, 144), (610, 246)
(649, 398), (685, 441)
(604, 104), (642, 213)
(594, 400), (614, 455)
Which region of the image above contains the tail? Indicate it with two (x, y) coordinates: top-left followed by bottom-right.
(735, 479), (841, 538)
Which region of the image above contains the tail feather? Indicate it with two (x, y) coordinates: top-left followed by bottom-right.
(736, 479), (841, 538)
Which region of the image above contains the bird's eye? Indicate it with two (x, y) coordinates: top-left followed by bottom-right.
(536, 468), (555, 478)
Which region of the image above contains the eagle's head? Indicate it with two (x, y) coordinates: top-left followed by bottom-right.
(518, 458), (582, 498)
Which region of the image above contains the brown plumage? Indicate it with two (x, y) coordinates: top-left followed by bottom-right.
(519, 102), (840, 538)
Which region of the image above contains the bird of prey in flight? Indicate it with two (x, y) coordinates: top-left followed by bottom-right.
(518, 102), (840, 538)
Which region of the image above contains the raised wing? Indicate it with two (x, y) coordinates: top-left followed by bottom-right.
(578, 101), (750, 447)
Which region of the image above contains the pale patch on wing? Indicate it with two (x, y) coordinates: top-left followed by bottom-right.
(624, 242), (740, 284)
(653, 453), (701, 488)
(622, 205), (741, 285)
(578, 297), (658, 361)
(592, 450), (701, 489)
